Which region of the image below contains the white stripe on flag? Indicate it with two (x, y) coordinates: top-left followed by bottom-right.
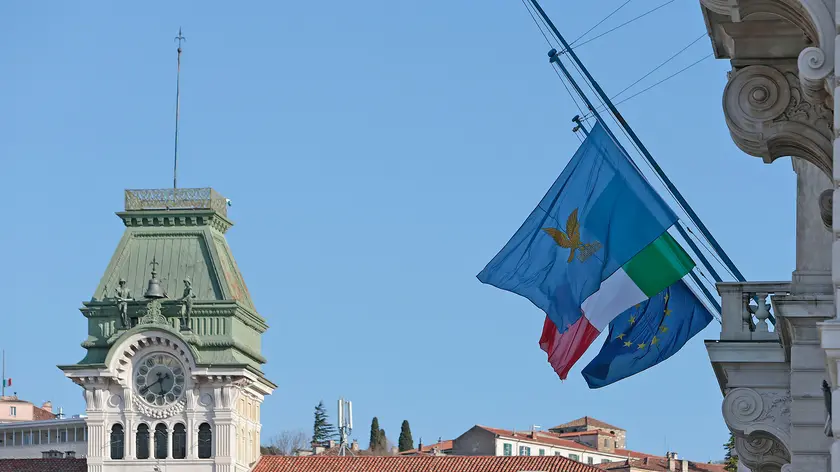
(581, 267), (647, 331)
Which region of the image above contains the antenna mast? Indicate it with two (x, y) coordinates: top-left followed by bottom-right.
(337, 397), (354, 456)
(173, 27), (186, 189)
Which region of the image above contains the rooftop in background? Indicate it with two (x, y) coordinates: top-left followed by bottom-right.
(398, 439), (454, 455)
(551, 417), (625, 433)
(0, 458), (86, 472)
(254, 455), (606, 472)
(0, 397), (56, 423)
(597, 455), (726, 472)
(124, 188), (229, 217)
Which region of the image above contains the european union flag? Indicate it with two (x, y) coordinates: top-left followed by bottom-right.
(580, 278), (713, 388)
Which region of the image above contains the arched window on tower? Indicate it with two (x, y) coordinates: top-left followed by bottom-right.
(154, 424), (168, 459)
(198, 423), (212, 459)
(173, 423), (187, 459)
(136, 424), (150, 459)
(110, 424), (124, 460)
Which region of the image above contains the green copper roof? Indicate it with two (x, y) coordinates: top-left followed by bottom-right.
(63, 188), (269, 377)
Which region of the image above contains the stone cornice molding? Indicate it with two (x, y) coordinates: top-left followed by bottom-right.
(723, 64), (833, 177)
(701, 0), (836, 102)
(723, 387), (792, 457)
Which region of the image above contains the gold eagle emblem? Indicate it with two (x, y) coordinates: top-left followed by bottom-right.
(543, 209), (602, 263)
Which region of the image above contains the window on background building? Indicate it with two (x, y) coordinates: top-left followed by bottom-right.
(59, 429), (67, 443)
(539, 449), (545, 456)
(154, 424), (168, 459)
(198, 423), (212, 459)
(23, 431), (30, 445)
(602, 459), (611, 464)
(110, 424), (124, 460)
(569, 454), (580, 461)
(503, 443), (512, 456)
(555, 452), (562, 456)
(604, 438), (610, 448)
(173, 424), (187, 459)
(588, 457), (594, 465)
(9, 407), (15, 417)
(136, 425), (150, 460)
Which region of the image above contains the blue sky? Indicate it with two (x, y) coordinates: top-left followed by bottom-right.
(1, 0), (795, 462)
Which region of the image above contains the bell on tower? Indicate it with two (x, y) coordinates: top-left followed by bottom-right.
(143, 257), (167, 300)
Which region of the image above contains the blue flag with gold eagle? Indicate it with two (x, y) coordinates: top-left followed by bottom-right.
(580, 278), (713, 388)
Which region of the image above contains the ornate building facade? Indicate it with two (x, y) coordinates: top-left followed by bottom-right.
(697, 0), (838, 471)
(58, 188), (275, 472)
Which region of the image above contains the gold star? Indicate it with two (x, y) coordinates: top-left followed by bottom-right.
(651, 336), (659, 345)
(664, 309), (672, 317)
(637, 342), (647, 349)
(634, 303), (641, 309)
(660, 326), (669, 333)
(623, 341), (633, 348)
(616, 333), (626, 340)
(664, 292), (670, 302)
(629, 315), (636, 324)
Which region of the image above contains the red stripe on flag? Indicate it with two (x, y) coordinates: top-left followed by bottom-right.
(539, 315), (600, 380)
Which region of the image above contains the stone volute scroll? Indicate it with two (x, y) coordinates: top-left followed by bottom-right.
(722, 64), (833, 179)
(722, 387), (792, 470)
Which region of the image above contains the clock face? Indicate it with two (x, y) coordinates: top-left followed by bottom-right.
(134, 353), (186, 407)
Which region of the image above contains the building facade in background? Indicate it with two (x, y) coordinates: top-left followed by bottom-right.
(0, 397), (56, 423)
(696, 1), (838, 471)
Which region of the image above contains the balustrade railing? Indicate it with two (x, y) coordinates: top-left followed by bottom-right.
(718, 282), (789, 341)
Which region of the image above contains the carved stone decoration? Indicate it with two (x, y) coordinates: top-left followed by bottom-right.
(723, 387), (792, 462)
(797, 47), (833, 105)
(735, 436), (791, 472)
(138, 299), (169, 326)
(699, 0), (738, 17)
(131, 395), (186, 419)
(723, 65), (833, 178)
(819, 188), (832, 230)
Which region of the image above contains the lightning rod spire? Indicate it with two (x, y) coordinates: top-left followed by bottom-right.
(173, 27), (186, 189)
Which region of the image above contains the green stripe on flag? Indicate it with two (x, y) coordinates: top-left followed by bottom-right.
(622, 232), (694, 297)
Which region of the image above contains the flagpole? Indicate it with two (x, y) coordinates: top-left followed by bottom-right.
(529, 0), (746, 286)
(2, 350), (5, 397)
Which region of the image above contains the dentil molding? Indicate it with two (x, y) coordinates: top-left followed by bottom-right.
(723, 65), (832, 177)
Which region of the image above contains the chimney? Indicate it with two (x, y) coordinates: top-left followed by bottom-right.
(391, 446), (399, 455)
(667, 452), (677, 472)
(41, 401), (52, 412)
(327, 440), (337, 449)
(530, 430), (537, 439)
(351, 440), (359, 452)
(681, 459), (689, 472)
(65, 451), (76, 458)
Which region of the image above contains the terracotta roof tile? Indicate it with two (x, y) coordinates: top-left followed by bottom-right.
(595, 458), (727, 472)
(254, 455), (606, 472)
(0, 458), (87, 472)
(550, 417), (624, 432)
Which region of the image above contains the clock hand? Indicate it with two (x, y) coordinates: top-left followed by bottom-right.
(158, 373), (171, 395)
(140, 377), (163, 395)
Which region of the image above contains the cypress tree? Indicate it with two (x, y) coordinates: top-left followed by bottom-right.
(723, 433), (738, 472)
(369, 417), (381, 451)
(312, 401), (337, 444)
(398, 420), (414, 452)
(379, 428), (387, 452)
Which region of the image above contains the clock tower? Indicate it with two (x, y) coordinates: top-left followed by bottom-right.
(59, 188), (276, 472)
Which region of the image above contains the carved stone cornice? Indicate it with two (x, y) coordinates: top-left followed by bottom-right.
(723, 64), (833, 177)
(723, 388), (792, 456)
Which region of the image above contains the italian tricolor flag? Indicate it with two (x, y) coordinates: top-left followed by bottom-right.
(539, 231), (695, 379)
